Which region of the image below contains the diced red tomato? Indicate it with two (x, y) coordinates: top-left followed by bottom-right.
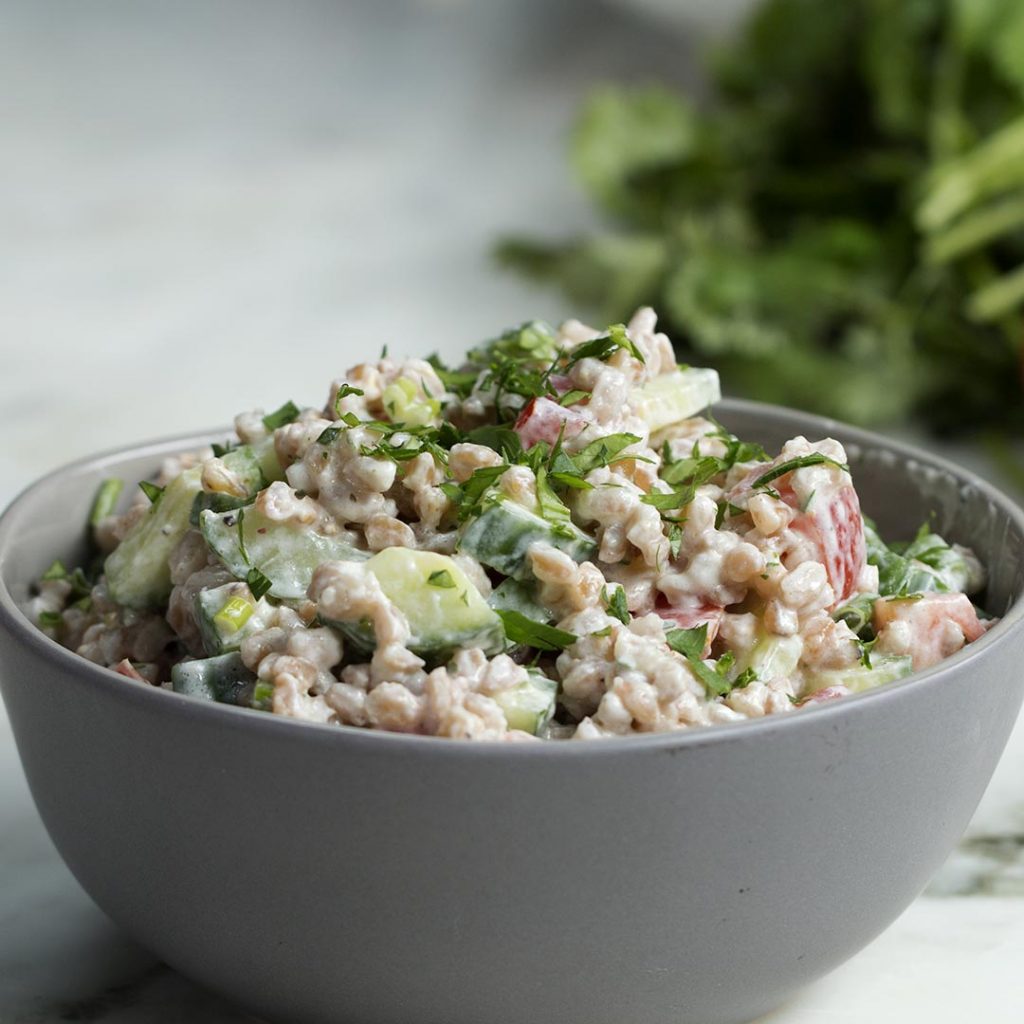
(729, 461), (865, 607)
(513, 396), (589, 450)
(655, 600), (724, 657)
(873, 592), (986, 671)
(797, 685), (851, 707)
(113, 659), (146, 682)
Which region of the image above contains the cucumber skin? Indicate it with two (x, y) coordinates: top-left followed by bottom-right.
(459, 499), (596, 580)
(171, 652), (258, 704)
(200, 507), (368, 601)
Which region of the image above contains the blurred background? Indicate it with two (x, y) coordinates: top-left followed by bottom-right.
(2, 0), (1023, 505)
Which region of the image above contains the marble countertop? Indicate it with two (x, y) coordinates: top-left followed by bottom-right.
(1, 2), (1021, 1021)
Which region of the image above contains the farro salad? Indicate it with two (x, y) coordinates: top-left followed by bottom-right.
(31, 309), (992, 741)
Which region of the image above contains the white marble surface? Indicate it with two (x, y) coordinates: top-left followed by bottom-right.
(1, 2), (1022, 1021)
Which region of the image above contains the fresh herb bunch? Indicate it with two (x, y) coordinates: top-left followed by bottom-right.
(498, 0), (1024, 444)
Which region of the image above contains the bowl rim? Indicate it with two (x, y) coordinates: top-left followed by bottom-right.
(2, 397), (1023, 759)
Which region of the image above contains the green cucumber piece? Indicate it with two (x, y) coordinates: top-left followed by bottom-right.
(323, 548), (504, 662)
(104, 441), (282, 611)
(105, 465), (203, 609)
(171, 652), (259, 705)
(739, 632), (803, 682)
(201, 505), (367, 600)
(459, 498), (596, 580)
(493, 670), (558, 735)
(805, 654), (913, 696)
(629, 367), (721, 433)
(488, 577), (554, 623)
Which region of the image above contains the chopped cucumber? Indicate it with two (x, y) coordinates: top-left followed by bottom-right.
(865, 523), (947, 597)
(493, 670), (558, 735)
(171, 652), (259, 705)
(488, 577), (554, 623)
(323, 548), (504, 663)
(104, 441), (282, 611)
(459, 497), (596, 580)
(201, 505), (367, 600)
(739, 632), (803, 682)
(804, 654), (913, 696)
(105, 465), (203, 609)
(629, 367), (721, 433)
(195, 582), (273, 655)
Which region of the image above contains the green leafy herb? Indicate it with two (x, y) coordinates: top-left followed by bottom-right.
(590, 625), (613, 637)
(333, 384), (365, 416)
(497, 1), (1024, 471)
(211, 441), (236, 458)
(558, 389), (590, 406)
(138, 480), (164, 505)
(262, 400), (301, 431)
(602, 584), (630, 625)
(41, 559), (67, 581)
(665, 624), (708, 659)
(317, 426), (343, 446)
(245, 567), (273, 601)
(668, 523), (684, 559)
(38, 610), (62, 629)
(497, 609), (578, 652)
(236, 508), (250, 565)
(90, 479), (124, 525)
(427, 569), (456, 589)
(751, 454), (848, 489)
(427, 354), (479, 397)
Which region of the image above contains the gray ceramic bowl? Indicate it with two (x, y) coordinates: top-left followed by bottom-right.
(2, 399), (1023, 1024)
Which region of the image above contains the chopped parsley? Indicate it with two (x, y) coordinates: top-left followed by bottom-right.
(602, 584), (630, 625)
(427, 569), (456, 589)
(138, 480), (164, 506)
(40, 559), (67, 581)
(497, 609), (578, 652)
(317, 426), (343, 446)
(262, 400), (301, 432)
(245, 567), (273, 602)
(751, 454), (848, 489)
(38, 610), (62, 629)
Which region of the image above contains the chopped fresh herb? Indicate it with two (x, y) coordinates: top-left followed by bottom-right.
(733, 667), (758, 688)
(558, 389), (591, 406)
(602, 584), (630, 625)
(40, 559), (67, 581)
(832, 592), (876, 639)
(427, 569), (456, 589)
(665, 623), (735, 697)
(138, 480), (164, 505)
(90, 479), (124, 525)
(751, 454), (848, 490)
(535, 467), (574, 527)
(497, 609), (578, 651)
(426, 354), (478, 398)
(245, 567), (273, 601)
(339, 411), (361, 428)
(38, 610), (62, 629)
(668, 523), (684, 559)
(450, 464), (509, 521)
(465, 425), (523, 460)
(573, 433), (644, 474)
(251, 680), (274, 711)
(67, 567), (93, 600)
(211, 441), (236, 458)
(800, 489), (817, 512)
(590, 625), (613, 637)
(317, 426), (343, 446)
(333, 384), (365, 417)
(262, 400), (301, 432)
(236, 508), (250, 565)
(565, 323), (645, 369)
(665, 624), (708, 659)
